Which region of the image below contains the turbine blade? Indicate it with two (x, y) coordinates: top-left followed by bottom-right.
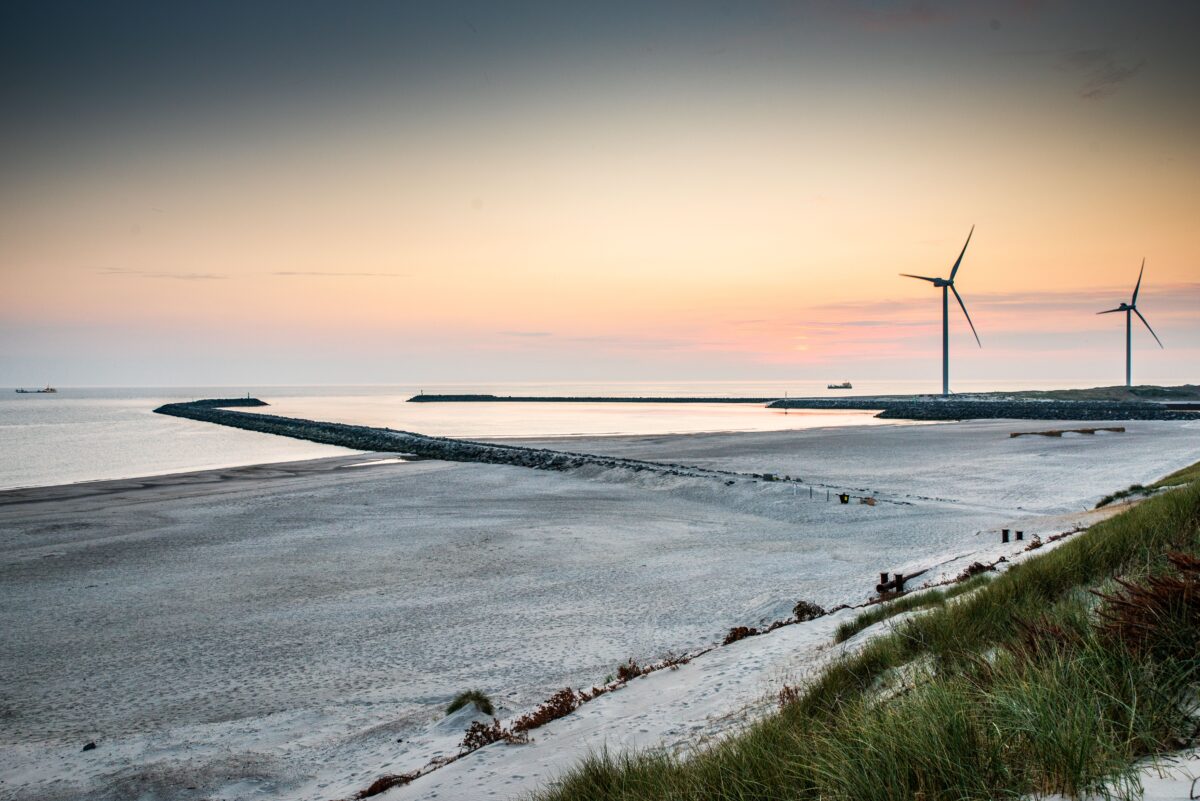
(948, 224), (974, 282)
(899, 273), (940, 283)
(1134, 308), (1164, 348)
(951, 285), (981, 347)
(1132, 258), (1145, 304)
(1096, 308), (1123, 315)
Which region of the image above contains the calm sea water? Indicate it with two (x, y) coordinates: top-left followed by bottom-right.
(0, 380), (1098, 490)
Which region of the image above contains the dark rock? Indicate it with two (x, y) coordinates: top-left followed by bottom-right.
(82, 741), (96, 751)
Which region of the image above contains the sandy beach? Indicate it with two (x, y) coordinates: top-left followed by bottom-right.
(3, 418), (1199, 801)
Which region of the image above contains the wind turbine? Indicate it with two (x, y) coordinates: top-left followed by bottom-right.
(900, 226), (981, 396)
(1097, 259), (1163, 387)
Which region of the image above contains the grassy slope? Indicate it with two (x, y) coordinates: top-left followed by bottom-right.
(1152, 461), (1200, 489)
(535, 465), (1200, 801)
(831, 572), (993, 644)
(1095, 460), (1200, 508)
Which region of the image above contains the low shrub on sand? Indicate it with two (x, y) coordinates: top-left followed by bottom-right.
(1096, 483), (1148, 508)
(792, 599), (826, 621)
(446, 689), (494, 717)
(353, 772), (420, 799)
(615, 659), (644, 682)
(461, 718), (528, 750)
(513, 688), (580, 733)
(721, 626), (759, 645)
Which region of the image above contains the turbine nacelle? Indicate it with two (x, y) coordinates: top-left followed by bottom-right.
(898, 275), (952, 287)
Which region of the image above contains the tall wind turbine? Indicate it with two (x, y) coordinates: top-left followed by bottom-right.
(900, 226), (981, 396)
(1097, 259), (1163, 387)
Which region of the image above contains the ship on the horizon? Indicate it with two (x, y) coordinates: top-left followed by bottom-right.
(827, 381), (853, 390)
(15, 385), (57, 394)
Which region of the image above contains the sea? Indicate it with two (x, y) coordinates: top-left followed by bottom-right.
(0, 380), (1100, 490)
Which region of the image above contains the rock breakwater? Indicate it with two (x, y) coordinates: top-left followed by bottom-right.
(767, 397), (1197, 421)
(154, 399), (748, 480)
(408, 394), (777, 403)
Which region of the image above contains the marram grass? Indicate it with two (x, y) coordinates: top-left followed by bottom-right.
(832, 572), (993, 644)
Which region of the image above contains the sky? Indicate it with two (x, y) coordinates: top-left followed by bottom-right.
(1, 0), (1197, 389)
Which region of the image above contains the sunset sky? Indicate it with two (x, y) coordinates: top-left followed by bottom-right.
(2, 1), (1197, 388)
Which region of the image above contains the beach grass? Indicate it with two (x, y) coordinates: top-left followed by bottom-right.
(832, 572), (993, 644)
(533, 463), (1200, 801)
(1096, 483), (1148, 508)
(1151, 461), (1200, 489)
(447, 689), (494, 717)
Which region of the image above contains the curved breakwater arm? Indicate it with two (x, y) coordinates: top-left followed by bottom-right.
(153, 398), (748, 480)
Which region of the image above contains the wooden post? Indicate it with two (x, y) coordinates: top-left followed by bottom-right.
(1016, 531), (1024, 541)
(895, 573), (905, 591)
(880, 572), (890, 586)
(1002, 529), (1010, 543)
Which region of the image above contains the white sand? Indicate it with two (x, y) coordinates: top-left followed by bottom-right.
(1, 418), (1198, 801)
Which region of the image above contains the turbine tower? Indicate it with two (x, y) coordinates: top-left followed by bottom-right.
(900, 226), (981, 396)
(1097, 259), (1163, 387)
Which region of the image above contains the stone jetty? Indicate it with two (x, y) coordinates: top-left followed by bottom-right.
(408, 394), (777, 404)
(154, 399), (749, 480)
(767, 397), (1197, 421)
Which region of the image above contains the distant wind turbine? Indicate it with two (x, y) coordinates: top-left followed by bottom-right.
(1097, 259), (1163, 387)
(900, 226), (981, 396)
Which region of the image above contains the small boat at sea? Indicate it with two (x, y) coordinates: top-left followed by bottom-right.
(15, 385), (57, 394)
(827, 381), (853, 390)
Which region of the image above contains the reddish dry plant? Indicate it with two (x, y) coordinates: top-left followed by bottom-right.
(1094, 551), (1200, 660)
(660, 651), (691, 669)
(777, 684), (801, 709)
(616, 658), (645, 682)
(353, 771), (421, 799)
(511, 688), (579, 733)
(461, 718), (529, 751)
(578, 685), (608, 702)
(1024, 536), (1044, 551)
(723, 625), (760, 645)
